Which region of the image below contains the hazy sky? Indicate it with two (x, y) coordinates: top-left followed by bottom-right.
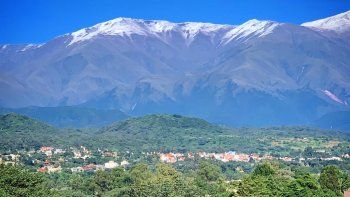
(1, 0), (350, 44)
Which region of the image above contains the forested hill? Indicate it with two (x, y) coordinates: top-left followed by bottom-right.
(100, 114), (225, 134)
(1, 113), (349, 154)
(96, 114), (230, 151)
(0, 113), (57, 134)
(0, 113), (61, 150)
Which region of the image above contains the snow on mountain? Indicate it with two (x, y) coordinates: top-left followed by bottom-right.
(69, 17), (234, 45)
(1, 45), (8, 49)
(19, 44), (43, 52)
(302, 10), (350, 33)
(221, 19), (280, 44)
(323, 90), (348, 105)
(1, 12), (350, 127)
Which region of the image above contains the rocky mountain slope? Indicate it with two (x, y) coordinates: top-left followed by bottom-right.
(1, 11), (350, 126)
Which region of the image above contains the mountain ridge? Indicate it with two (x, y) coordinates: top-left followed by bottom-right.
(1, 10), (350, 127)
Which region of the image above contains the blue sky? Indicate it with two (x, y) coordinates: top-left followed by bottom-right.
(1, 0), (350, 44)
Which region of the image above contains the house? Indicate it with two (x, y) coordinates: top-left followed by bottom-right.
(40, 146), (54, 152)
(73, 150), (82, 158)
(187, 152), (194, 159)
(82, 164), (96, 172)
(280, 157), (293, 162)
(234, 154), (250, 162)
(120, 160), (130, 167)
(160, 153), (177, 163)
(178, 156), (185, 161)
(37, 167), (47, 173)
(4, 161), (15, 165)
(343, 154), (350, 158)
(71, 167), (83, 173)
(198, 152), (208, 158)
(102, 151), (117, 157)
(44, 150), (52, 157)
(322, 157), (342, 161)
(214, 153), (224, 160)
(81, 155), (91, 160)
(47, 165), (62, 173)
(9, 154), (20, 161)
(104, 161), (118, 169)
(54, 149), (65, 154)
(250, 154), (261, 161)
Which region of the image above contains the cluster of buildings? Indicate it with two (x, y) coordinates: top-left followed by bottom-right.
(0, 146), (130, 174)
(159, 151), (274, 163)
(70, 160), (130, 173)
(1, 146), (348, 173)
(159, 153), (186, 163)
(158, 151), (345, 164)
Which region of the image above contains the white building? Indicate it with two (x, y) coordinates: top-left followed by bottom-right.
(104, 161), (119, 169)
(120, 160), (130, 167)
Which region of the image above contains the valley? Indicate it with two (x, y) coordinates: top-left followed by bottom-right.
(1, 113), (350, 196)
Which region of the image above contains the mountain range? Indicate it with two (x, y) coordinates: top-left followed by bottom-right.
(1, 10), (350, 128)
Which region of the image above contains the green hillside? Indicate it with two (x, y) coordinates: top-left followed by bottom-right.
(96, 114), (229, 151)
(94, 114), (350, 154)
(0, 113), (62, 150)
(1, 113), (349, 155)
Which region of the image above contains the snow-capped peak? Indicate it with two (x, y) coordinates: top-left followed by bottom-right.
(221, 19), (281, 45)
(19, 44), (43, 52)
(302, 10), (350, 33)
(69, 17), (233, 45)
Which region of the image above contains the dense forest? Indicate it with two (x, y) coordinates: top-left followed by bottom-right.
(1, 161), (349, 196)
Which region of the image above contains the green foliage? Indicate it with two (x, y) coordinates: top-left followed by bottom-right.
(0, 164), (53, 197)
(0, 113), (61, 150)
(2, 162), (350, 196)
(284, 173), (322, 196)
(238, 163), (286, 197)
(128, 163), (200, 197)
(197, 161), (224, 182)
(252, 163), (275, 177)
(319, 165), (350, 195)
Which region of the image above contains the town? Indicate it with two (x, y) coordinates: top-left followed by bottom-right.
(0, 145), (347, 174)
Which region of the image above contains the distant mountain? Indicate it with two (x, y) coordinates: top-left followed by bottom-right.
(1, 11), (350, 127)
(313, 111), (350, 132)
(0, 106), (128, 128)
